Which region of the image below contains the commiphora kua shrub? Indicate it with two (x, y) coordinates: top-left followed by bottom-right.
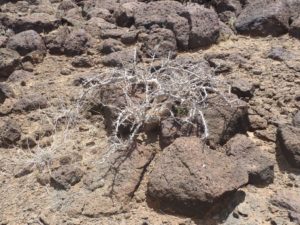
(81, 52), (235, 161)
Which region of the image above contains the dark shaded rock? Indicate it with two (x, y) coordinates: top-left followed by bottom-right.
(21, 136), (37, 149)
(121, 30), (139, 45)
(0, 83), (15, 104)
(101, 48), (141, 67)
(212, 0), (242, 18)
(0, 119), (22, 148)
(225, 134), (274, 185)
(293, 111), (300, 128)
(277, 125), (300, 168)
(235, 0), (290, 37)
(64, 29), (91, 56)
(98, 38), (124, 54)
(290, 16), (300, 39)
(147, 137), (248, 216)
(50, 165), (83, 190)
(44, 26), (70, 55)
(186, 4), (220, 49)
(139, 28), (177, 58)
(0, 48), (21, 78)
(71, 56), (93, 67)
(132, 1), (190, 49)
(203, 94), (249, 147)
(13, 94), (48, 112)
(6, 30), (46, 56)
(0, 13), (60, 33)
(114, 2), (144, 27)
(231, 79), (255, 99)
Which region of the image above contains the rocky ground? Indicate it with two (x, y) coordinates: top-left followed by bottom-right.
(0, 0), (300, 224)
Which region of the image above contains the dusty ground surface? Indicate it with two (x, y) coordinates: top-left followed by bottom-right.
(1, 0), (300, 225)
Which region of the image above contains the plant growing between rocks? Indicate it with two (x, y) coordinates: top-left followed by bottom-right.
(79, 49), (241, 161)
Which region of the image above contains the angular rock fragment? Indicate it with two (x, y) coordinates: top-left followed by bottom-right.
(0, 119), (22, 148)
(6, 30), (46, 56)
(225, 134), (274, 185)
(277, 125), (300, 168)
(235, 0), (290, 37)
(148, 137), (249, 216)
(0, 48), (21, 78)
(50, 165), (83, 190)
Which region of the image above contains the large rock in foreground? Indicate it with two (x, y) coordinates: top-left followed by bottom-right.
(277, 125), (300, 168)
(235, 0), (290, 37)
(147, 137), (249, 216)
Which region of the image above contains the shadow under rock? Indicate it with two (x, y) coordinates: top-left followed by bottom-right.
(146, 190), (246, 224)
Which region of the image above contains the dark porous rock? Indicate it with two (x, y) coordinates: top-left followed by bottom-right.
(225, 134), (274, 185)
(101, 48), (141, 67)
(147, 137), (248, 216)
(114, 2), (144, 27)
(6, 30), (46, 56)
(13, 94), (48, 113)
(0, 13), (60, 33)
(277, 125), (300, 168)
(213, 0), (242, 13)
(0, 83), (15, 104)
(98, 38), (124, 54)
(290, 16), (300, 39)
(64, 29), (92, 56)
(71, 56), (94, 68)
(121, 30), (139, 45)
(231, 79), (255, 99)
(44, 26), (69, 55)
(203, 94), (249, 147)
(0, 48), (21, 78)
(139, 28), (177, 58)
(50, 165), (83, 190)
(235, 0), (290, 37)
(293, 111), (300, 128)
(0, 119), (22, 148)
(186, 4), (220, 49)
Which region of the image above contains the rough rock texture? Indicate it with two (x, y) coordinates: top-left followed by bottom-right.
(293, 111), (300, 127)
(203, 95), (249, 147)
(270, 190), (300, 225)
(186, 4), (220, 49)
(0, 48), (21, 78)
(0, 83), (15, 104)
(0, 119), (21, 148)
(290, 16), (300, 39)
(277, 126), (300, 168)
(64, 29), (91, 56)
(140, 28), (177, 58)
(6, 30), (46, 56)
(235, 0), (290, 37)
(50, 165), (83, 190)
(148, 137), (249, 216)
(225, 134), (274, 185)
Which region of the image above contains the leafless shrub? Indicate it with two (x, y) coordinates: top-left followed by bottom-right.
(79, 50), (236, 162)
